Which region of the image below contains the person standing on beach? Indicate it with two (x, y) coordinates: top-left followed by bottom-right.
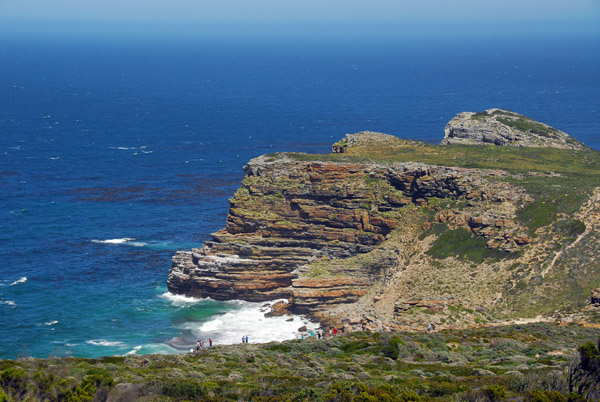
(196, 341), (200, 353)
(245, 335), (249, 343)
(209, 338), (212, 347)
(333, 327), (337, 336)
(242, 335), (245, 343)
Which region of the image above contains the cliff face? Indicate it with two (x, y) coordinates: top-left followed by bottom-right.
(169, 112), (600, 330)
(168, 155), (529, 303)
(442, 109), (586, 150)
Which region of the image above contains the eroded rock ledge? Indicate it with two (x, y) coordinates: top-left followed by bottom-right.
(168, 153), (530, 306)
(442, 108), (585, 150)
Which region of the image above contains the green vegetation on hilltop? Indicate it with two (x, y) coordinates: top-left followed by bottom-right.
(496, 116), (558, 138)
(281, 141), (599, 176)
(469, 109), (563, 139)
(1, 324), (599, 401)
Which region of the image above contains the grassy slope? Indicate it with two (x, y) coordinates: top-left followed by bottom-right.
(1, 324), (599, 401)
(283, 140), (599, 175)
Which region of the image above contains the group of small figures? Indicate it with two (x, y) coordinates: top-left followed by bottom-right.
(190, 323), (435, 353)
(191, 338), (213, 353)
(301, 327), (341, 340)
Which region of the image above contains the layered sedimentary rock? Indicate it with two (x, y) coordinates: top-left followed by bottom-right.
(168, 151), (531, 306)
(442, 108), (585, 150)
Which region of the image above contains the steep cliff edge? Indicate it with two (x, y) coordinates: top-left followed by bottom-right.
(168, 111), (600, 330)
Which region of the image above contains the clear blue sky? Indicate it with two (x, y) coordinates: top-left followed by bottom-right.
(0, 0), (599, 38)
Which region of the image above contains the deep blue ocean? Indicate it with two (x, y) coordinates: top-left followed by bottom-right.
(1, 34), (599, 359)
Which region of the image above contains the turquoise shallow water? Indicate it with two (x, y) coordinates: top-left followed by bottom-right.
(0, 34), (599, 359)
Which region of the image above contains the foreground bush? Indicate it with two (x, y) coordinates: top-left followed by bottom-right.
(1, 323), (599, 401)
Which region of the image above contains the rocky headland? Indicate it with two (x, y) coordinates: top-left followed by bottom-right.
(168, 109), (600, 331)
(441, 108), (586, 149)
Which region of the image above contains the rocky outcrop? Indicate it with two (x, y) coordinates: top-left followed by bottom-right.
(441, 109), (585, 150)
(332, 131), (403, 153)
(290, 248), (399, 314)
(169, 111), (600, 331)
(592, 289), (600, 305)
(168, 152), (531, 306)
(264, 300), (290, 317)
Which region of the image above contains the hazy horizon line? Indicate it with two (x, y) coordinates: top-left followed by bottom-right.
(1, 16), (599, 41)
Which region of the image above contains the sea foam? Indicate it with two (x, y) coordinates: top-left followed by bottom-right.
(129, 343), (179, 355)
(160, 291), (204, 305)
(86, 339), (126, 347)
(199, 318), (223, 332)
(92, 238), (135, 245)
(91, 238), (149, 247)
(124, 345), (143, 356)
(187, 299), (320, 345)
(10, 277), (27, 286)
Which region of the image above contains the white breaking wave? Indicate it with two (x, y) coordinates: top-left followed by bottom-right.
(160, 292), (204, 306)
(91, 238), (149, 247)
(199, 318), (223, 332)
(187, 299), (320, 345)
(1, 300), (16, 307)
(124, 345), (143, 356)
(130, 343), (179, 355)
(10, 277), (27, 286)
(45, 320), (59, 326)
(92, 238), (135, 245)
(86, 339), (126, 347)
(111, 146), (149, 151)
